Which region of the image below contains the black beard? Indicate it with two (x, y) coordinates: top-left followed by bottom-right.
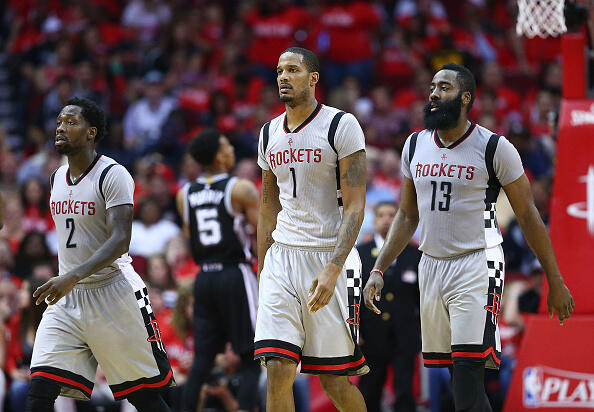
(423, 94), (463, 130)
(55, 144), (71, 155)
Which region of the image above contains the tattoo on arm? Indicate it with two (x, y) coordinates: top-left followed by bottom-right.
(341, 151), (366, 187)
(330, 210), (363, 267)
(330, 150), (366, 268)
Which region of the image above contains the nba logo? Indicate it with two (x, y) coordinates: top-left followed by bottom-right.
(523, 367), (543, 407)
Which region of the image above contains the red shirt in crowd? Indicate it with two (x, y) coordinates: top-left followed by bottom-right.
(244, 5), (310, 68)
(313, 1), (381, 63)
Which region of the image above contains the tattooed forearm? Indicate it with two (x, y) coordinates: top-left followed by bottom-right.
(330, 210), (364, 268)
(341, 150), (366, 187)
(257, 170), (281, 277)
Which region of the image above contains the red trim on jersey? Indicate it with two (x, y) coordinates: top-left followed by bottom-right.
(283, 102), (323, 134)
(452, 347), (500, 364)
(31, 371), (93, 395)
(66, 154), (102, 186)
(254, 347), (300, 361)
(423, 358), (453, 365)
(301, 356), (366, 371)
(111, 370), (174, 398)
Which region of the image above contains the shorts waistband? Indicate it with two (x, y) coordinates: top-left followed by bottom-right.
(274, 242), (335, 253)
(422, 248), (483, 260)
(74, 271), (123, 289)
(200, 262), (249, 272)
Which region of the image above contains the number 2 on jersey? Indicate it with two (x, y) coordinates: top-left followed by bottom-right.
(430, 181), (452, 211)
(65, 218), (77, 248)
(196, 208), (222, 246)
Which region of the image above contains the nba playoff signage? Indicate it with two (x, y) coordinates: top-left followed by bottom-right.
(504, 316), (594, 411)
(523, 366), (594, 408)
(545, 99), (594, 314)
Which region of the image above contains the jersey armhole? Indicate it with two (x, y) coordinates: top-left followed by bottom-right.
(99, 164), (118, 200)
(409, 132), (419, 164)
(224, 177), (239, 217)
(49, 169), (57, 192)
(328, 111), (346, 207)
(262, 121), (271, 153)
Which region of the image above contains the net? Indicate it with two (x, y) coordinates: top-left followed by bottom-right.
(516, 0), (567, 38)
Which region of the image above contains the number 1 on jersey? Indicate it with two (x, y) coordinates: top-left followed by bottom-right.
(290, 167), (297, 198)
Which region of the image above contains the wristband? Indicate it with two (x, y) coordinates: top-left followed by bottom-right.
(370, 269), (383, 278)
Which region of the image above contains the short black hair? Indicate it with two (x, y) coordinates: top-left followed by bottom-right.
(374, 201), (398, 214)
(188, 128), (222, 166)
(282, 47), (320, 73)
(65, 97), (106, 142)
(440, 63), (476, 111)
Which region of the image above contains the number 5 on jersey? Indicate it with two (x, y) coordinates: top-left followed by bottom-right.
(196, 208), (222, 246)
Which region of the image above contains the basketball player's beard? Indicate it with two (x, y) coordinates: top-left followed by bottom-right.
(280, 88), (309, 107)
(423, 94), (463, 130)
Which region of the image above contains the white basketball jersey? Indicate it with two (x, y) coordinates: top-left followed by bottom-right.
(402, 123), (524, 258)
(257, 103), (366, 248)
(49, 155), (135, 283)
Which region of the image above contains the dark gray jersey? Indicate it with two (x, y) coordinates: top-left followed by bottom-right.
(402, 123), (524, 258)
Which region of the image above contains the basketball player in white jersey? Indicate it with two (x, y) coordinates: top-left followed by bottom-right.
(364, 63), (574, 412)
(27, 97), (174, 412)
(256, 47), (368, 412)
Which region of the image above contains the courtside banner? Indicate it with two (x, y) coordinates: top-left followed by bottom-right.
(504, 316), (594, 411)
(544, 99), (594, 314)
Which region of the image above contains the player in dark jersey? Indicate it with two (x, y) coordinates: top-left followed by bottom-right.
(364, 64), (574, 412)
(177, 129), (260, 412)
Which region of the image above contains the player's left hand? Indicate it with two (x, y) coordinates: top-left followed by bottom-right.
(307, 263), (340, 313)
(33, 273), (79, 305)
(547, 279), (575, 325)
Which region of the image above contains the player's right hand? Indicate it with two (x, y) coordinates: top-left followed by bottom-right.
(547, 280), (575, 326)
(33, 273), (79, 305)
(363, 272), (384, 315)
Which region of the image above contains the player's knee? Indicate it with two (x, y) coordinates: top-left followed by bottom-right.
(25, 378), (61, 412)
(452, 359), (486, 412)
(127, 390), (170, 412)
(27, 378), (61, 400)
(266, 358), (296, 391)
(318, 374), (349, 397)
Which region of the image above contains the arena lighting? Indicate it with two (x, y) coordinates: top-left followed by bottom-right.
(566, 165), (594, 235)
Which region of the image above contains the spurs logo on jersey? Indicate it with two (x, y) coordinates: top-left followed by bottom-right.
(257, 103), (366, 248)
(49, 155), (135, 283)
(180, 174), (251, 265)
(402, 123), (525, 258)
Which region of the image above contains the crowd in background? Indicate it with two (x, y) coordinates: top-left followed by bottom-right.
(0, 0), (563, 410)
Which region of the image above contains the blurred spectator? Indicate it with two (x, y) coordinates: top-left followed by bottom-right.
(20, 178), (53, 234)
(0, 195), (27, 253)
(362, 86), (406, 148)
(123, 70), (177, 154)
(146, 255), (178, 309)
(14, 231), (53, 279)
(506, 124), (552, 180)
(164, 236), (200, 282)
(479, 62), (522, 121)
(244, 2), (310, 81)
(130, 196), (180, 258)
(316, 0), (382, 89)
(121, 0), (172, 45)
(10, 277), (48, 412)
(160, 282), (194, 410)
(503, 178), (551, 275)
(0, 239), (16, 280)
(0, 278), (24, 409)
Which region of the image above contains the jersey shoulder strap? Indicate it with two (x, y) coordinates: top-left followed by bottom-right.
(328, 111), (346, 154)
(99, 163), (118, 200)
(262, 121), (271, 153)
(485, 134), (501, 185)
(408, 132), (420, 163)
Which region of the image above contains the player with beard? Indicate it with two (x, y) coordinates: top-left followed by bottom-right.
(26, 97), (174, 412)
(363, 63), (573, 412)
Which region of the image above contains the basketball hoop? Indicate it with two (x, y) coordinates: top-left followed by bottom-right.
(516, 0), (568, 38)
